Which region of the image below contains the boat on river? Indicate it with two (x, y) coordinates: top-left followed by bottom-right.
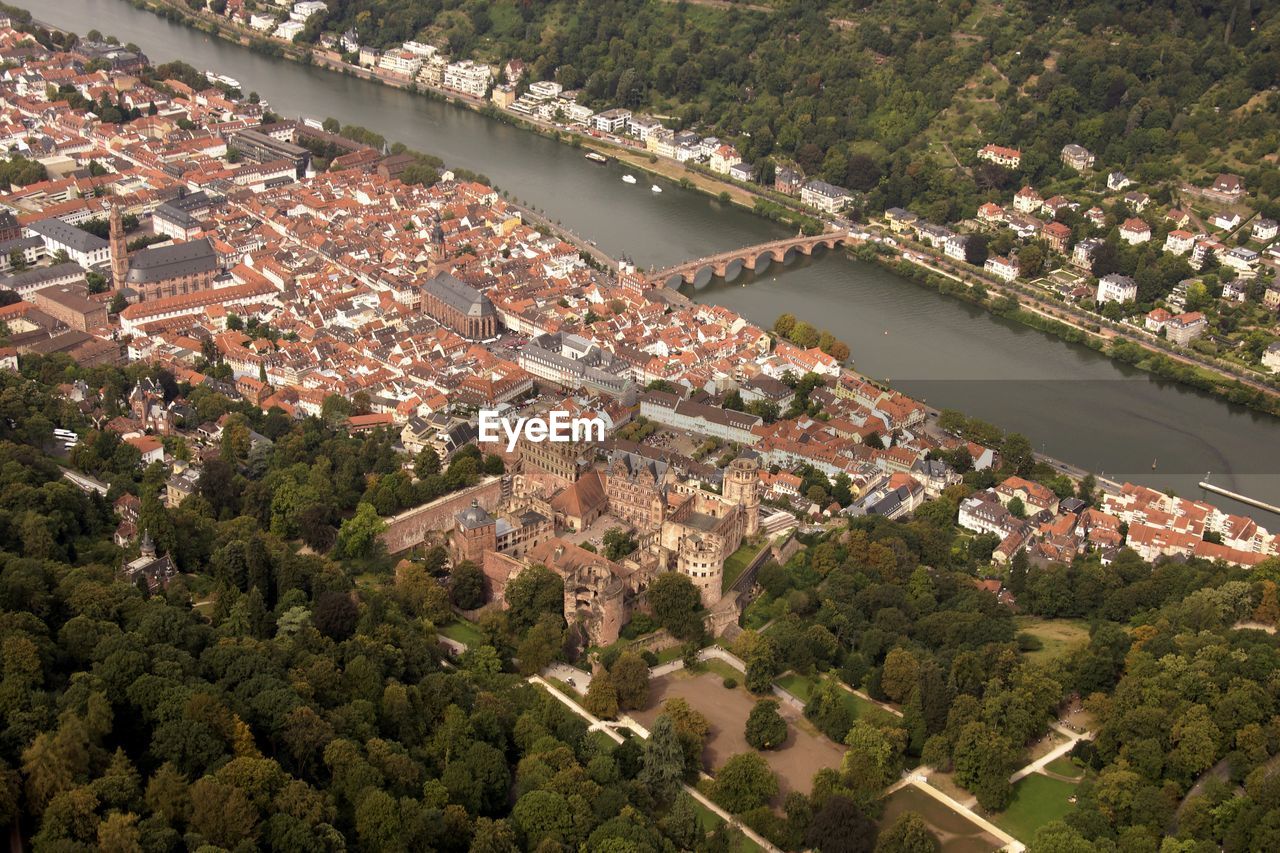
(651, 185), (662, 193)
(584, 151), (608, 164)
(622, 174), (637, 184)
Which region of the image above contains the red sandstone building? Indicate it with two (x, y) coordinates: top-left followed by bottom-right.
(421, 271), (498, 339)
(123, 238), (219, 303)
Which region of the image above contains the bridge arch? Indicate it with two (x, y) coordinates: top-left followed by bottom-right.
(652, 233), (860, 288)
(689, 265), (715, 289)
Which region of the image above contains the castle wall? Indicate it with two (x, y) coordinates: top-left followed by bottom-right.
(379, 476), (503, 553)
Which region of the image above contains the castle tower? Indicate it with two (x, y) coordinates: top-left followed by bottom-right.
(109, 202), (129, 292)
(452, 500), (497, 565)
(723, 456), (761, 537)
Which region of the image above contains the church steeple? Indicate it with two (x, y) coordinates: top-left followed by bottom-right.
(109, 202), (129, 292)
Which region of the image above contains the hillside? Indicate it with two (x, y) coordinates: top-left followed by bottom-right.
(301, 0), (1280, 221)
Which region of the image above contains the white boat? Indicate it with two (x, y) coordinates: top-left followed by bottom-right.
(651, 184), (662, 193)
(622, 174), (636, 184)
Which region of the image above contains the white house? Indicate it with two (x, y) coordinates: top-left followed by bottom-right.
(528, 80), (563, 100)
(1072, 237), (1103, 270)
(1097, 273), (1138, 304)
(1222, 246), (1259, 274)
(1212, 211), (1242, 231)
(591, 108), (631, 134)
(1120, 218), (1151, 245)
(800, 180), (852, 214)
(1013, 186), (1041, 214)
(442, 60), (492, 98)
(945, 234), (970, 261)
(959, 492), (1012, 536)
(1252, 218), (1278, 242)
(1165, 311), (1207, 346)
(1164, 230), (1195, 255)
(378, 50), (422, 77)
(984, 255), (1019, 282)
(1263, 342), (1280, 373)
(24, 219), (109, 268)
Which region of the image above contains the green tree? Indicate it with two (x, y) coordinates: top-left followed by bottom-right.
(745, 699), (788, 750)
(504, 564), (564, 633)
(584, 671), (620, 719)
(806, 795), (876, 853)
(881, 648), (920, 704)
(874, 811), (939, 853)
(611, 651), (650, 710)
(515, 616), (564, 676)
(602, 527), (637, 560)
(450, 560), (487, 609)
(639, 715), (685, 803)
(712, 753), (777, 813)
(335, 502), (386, 558)
(646, 572), (704, 640)
(414, 447), (441, 478)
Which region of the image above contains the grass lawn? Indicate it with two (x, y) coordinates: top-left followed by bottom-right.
(776, 673), (892, 723)
(655, 645), (684, 664)
(1015, 616), (1092, 665)
(694, 658), (744, 684)
(722, 539), (765, 592)
(437, 619), (486, 648)
(993, 773), (1081, 843)
(775, 672), (818, 702)
(689, 799), (764, 852)
(1045, 756), (1085, 779)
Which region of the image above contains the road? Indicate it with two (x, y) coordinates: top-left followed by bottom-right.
(886, 229), (1280, 405)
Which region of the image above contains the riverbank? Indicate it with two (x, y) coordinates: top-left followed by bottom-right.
(856, 241), (1280, 419)
(113, 0), (821, 235)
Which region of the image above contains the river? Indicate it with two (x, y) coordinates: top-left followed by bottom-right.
(27, 0), (1280, 523)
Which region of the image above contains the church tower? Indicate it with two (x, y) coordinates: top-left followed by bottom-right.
(109, 202), (129, 292)
(723, 456), (761, 537)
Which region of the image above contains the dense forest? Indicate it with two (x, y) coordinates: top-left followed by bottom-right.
(302, 0), (1280, 223)
(0, 356), (768, 851)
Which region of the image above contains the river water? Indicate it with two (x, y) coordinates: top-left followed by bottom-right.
(28, 0), (1280, 523)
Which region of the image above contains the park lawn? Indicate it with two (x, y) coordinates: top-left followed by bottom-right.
(1045, 756), (1085, 779)
(722, 539), (764, 592)
(1015, 616), (1092, 665)
(695, 658), (744, 684)
(775, 672), (818, 702)
(437, 619), (486, 648)
(655, 645), (685, 664)
(776, 673), (885, 722)
(690, 799), (764, 852)
(993, 773), (1081, 843)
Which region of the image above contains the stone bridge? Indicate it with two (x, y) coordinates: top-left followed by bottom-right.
(650, 231), (862, 289)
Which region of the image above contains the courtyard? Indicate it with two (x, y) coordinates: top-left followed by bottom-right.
(632, 670), (847, 798)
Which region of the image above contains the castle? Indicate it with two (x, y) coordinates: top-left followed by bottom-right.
(449, 442), (761, 644)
